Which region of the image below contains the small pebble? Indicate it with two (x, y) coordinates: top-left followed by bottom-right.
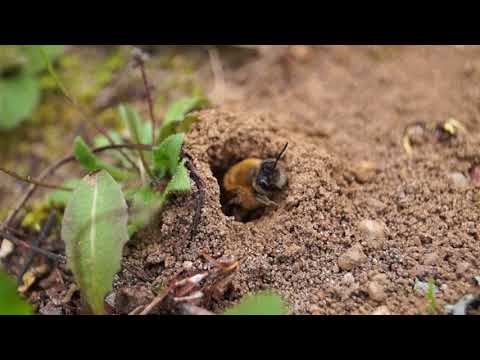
(358, 219), (387, 249)
(372, 273), (389, 285)
(289, 45), (313, 63)
(0, 239), (14, 259)
(447, 172), (469, 189)
(352, 161), (378, 184)
(368, 281), (386, 302)
(456, 261), (470, 276)
(423, 252), (439, 266)
(164, 255), (176, 269)
(342, 272), (355, 285)
(338, 244), (367, 271)
(183, 261), (194, 270)
(39, 303), (63, 315)
(371, 305), (391, 315)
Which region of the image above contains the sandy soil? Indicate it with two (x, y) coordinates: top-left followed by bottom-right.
(4, 45), (480, 314)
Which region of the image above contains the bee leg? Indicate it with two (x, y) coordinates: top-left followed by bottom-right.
(232, 207), (248, 222)
(256, 194), (278, 207)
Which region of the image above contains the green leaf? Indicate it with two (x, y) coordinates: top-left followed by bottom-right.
(157, 96), (208, 142)
(73, 136), (135, 181)
(223, 291), (289, 315)
(61, 170), (129, 315)
(164, 96), (208, 124)
(48, 179), (84, 206)
(118, 104), (143, 144)
(0, 270), (33, 315)
(129, 185), (163, 236)
(0, 73), (40, 129)
(153, 133), (185, 178)
(21, 45), (64, 75)
(129, 160), (191, 236)
(163, 159), (191, 197)
(118, 104), (153, 163)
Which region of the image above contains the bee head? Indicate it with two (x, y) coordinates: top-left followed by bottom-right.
(253, 143), (288, 195)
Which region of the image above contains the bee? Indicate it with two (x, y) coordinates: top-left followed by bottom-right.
(222, 143), (288, 219)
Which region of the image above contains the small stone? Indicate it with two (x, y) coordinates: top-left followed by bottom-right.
(105, 292), (116, 308)
(338, 244), (367, 271)
(456, 261), (470, 276)
(352, 161), (378, 184)
(364, 198), (387, 214)
(447, 172), (469, 189)
(0, 239), (14, 259)
(368, 281), (386, 302)
(423, 252), (439, 266)
(358, 219), (387, 249)
(469, 164), (480, 187)
(183, 261), (194, 270)
(284, 244), (302, 257)
(39, 303), (63, 315)
(164, 255), (176, 269)
(115, 285), (154, 314)
(371, 305), (391, 315)
(372, 273), (389, 285)
(289, 45), (313, 62)
(342, 272), (355, 285)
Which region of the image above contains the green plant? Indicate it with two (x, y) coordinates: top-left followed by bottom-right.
(54, 98), (206, 314)
(425, 278), (438, 315)
(0, 45), (64, 129)
(223, 291), (289, 315)
(0, 270), (33, 315)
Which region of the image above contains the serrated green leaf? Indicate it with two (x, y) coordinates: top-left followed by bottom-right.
(21, 45), (64, 75)
(0, 270), (33, 315)
(73, 136), (135, 181)
(153, 133), (185, 178)
(129, 160), (191, 236)
(48, 179), (84, 206)
(61, 170), (129, 315)
(0, 73), (40, 129)
(164, 96), (208, 124)
(163, 159), (191, 197)
(129, 185), (163, 236)
(223, 291), (289, 315)
(158, 96), (208, 142)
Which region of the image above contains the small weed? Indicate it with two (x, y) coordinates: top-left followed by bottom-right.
(425, 278), (438, 315)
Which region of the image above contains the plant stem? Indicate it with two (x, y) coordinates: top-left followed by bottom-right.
(1, 230), (65, 263)
(1, 143), (153, 232)
(133, 49), (157, 145)
(39, 47), (141, 175)
(0, 167), (73, 191)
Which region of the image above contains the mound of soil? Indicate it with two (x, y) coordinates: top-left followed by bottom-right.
(5, 46), (480, 315)
(117, 106), (480, 315)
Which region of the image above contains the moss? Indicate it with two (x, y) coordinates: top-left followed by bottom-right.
(21, 200), (52, 232)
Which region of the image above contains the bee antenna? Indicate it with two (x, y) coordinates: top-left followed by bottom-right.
(273, 143), (288, 170)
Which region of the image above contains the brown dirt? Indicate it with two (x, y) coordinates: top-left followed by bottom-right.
(5, 45), (480, 315)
